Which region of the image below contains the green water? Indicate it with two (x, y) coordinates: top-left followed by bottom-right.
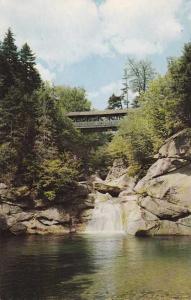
(1, 235), (191, 299)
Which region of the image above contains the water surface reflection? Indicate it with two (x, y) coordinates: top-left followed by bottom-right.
(0, 235), (191, 299)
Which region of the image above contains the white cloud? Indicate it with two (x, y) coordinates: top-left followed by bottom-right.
(36, 63), (56, 82)
(0, 0), (184, 66)
(185, 1), (191, 21)
(100, 0), (183, 56)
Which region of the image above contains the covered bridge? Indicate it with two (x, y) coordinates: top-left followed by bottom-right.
(66, 109), (128, 131)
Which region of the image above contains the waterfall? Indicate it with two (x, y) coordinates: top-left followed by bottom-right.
(86, 199), (125, 234)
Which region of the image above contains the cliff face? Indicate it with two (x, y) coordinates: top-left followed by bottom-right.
(84, 128), (191, 236)
(128, 128), (191, 236)
(0, 183), (89, 235)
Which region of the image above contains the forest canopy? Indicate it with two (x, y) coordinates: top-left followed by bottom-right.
(107, 43), (191, 175)
(0, 29), (98, 203)
(1, 28), (191, 201)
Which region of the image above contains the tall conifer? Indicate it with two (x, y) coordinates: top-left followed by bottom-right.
(19, 43), (41, 93)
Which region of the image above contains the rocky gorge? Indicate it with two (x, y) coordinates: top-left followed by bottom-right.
(2, 128), (191, 236)
(82, 128), (191, 236)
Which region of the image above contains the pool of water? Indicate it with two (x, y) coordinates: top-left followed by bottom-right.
(1, 234), (191, 299)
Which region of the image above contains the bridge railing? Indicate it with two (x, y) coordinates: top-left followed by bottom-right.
(73, 119), (120, 129)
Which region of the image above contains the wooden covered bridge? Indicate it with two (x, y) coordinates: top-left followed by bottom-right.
(66, 109), (128, 131)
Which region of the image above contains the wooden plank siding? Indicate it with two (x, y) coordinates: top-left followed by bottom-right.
(66, 109), (128, 131)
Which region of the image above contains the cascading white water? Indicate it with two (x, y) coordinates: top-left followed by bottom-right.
(86, 199), (125, 234)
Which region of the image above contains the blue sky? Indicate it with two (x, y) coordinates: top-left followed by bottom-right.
(0, 0), (191, 109)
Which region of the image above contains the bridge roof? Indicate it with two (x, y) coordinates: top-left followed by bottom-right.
(66, 109), (128, 117)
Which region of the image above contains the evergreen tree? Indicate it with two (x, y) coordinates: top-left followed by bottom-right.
(0, 29), (82, 198)
(19, 43), (41, 93)
(107, 94), (123, 109)
(0, 83), (39, 184)
(0, 46), (11, 98)
(169, 42), (191, 125)
(2, 28), (18, 64)
(0, 29), (18, 93)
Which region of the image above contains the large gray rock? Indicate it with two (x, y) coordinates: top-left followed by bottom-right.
(0, 203), (22, 215)
(0, 181), (90, 236)
(124, 203), (160, 236)
(36, 207), (70, 224)
(10, 223), (27, 235)
(157, 128), (191, 159)
(0, 200), (73, 235)
(135, 165), (191, 209)
(139, 196), (190, 220)
(0, 183), (7, 189)
(123, 199), (191, 236)
(106, 159), (137, 192)
(93, 181), (122, 197)
(22, 219), (70, 234)
(144, 157), (187, 180)
(106, 173), (137, 191)
(6, 212), (34, 228)
(106, 158), (128, 181)
(124, 128), (191, 236)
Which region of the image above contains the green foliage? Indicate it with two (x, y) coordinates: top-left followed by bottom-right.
(0, 29), (41, 185)
(2, 27), (191, 203)
(37, 154), (80, 201)
(107, 94), (123, 109)
(117, 109), (154, 164)
(108, 75), (183, 171)
(127, 164), (142, 178)
(2, 28), (18, 68)
(0, 84), (39, 185)
(0, 29), (83, 201)
(88, 144), (112, 179)
(108, 110), (154, 174)
(43, 191), (56, 201)
(19, 43), (41, 93)
(55, 86), (91, 113)
(108, 76), (183, 172)
(0, 143), (17, 182)
(0, 28), (41, 97)
(73, 132), (112, 178)
(107, 135), (129, 159)
(108, 47), (191, 173)
(168, 43), (191, 125)
(141, 75), (184, 145)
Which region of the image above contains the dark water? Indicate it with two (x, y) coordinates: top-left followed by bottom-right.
(1, 235), (191, 299)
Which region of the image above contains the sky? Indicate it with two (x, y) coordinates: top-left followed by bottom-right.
(0, 0), (191, 109)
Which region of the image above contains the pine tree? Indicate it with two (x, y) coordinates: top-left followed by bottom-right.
(107, 94), (123, 109)
(0, 45), (10, 97)
(2, 28), (18, 64)
(0, 83), (39, 184)
(19, 43), (41, 93)
(169, 42), (191, 125)
(0, 29), (81, 192)
(0, 29), (18, 93)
